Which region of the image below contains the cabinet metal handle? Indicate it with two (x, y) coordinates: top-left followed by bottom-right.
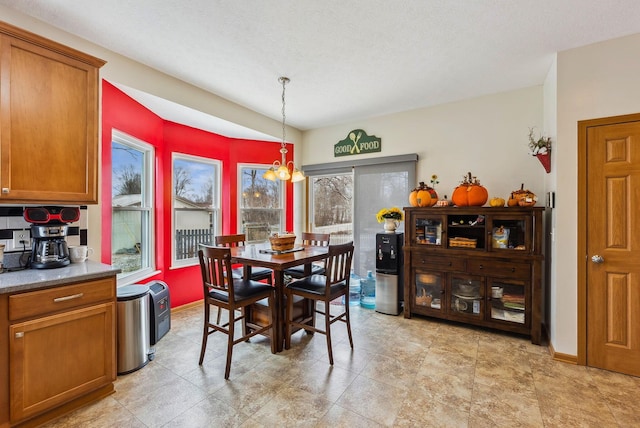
(478, 264), (483, 269)
(1, 188), (9, 194)
(15, 332), (24, 338)
(54, 293), (84, 302)
(511, 267), (516, 272)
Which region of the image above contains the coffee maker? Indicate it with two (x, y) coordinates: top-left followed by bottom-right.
(24, 206), (80, 269)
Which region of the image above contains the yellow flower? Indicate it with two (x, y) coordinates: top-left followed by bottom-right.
(376, 207), (404, 223)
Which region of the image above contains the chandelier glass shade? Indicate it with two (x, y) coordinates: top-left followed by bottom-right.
(263, 77), (305, 183)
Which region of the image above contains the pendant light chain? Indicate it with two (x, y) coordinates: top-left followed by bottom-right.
(280, 76), (289, 149)
(262, 76), (304, 182)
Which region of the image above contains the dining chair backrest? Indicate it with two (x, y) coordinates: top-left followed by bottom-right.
(215, 234), (247, 248)
(323, 242), (354, 296)
(301, 232), (330, 247)
(198, 245), (236, 303)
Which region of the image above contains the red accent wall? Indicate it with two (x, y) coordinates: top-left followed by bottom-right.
(101, 81), (293, 307)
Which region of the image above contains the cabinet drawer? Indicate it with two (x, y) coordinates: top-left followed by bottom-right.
(9, 278), (116, 321)
(411, 253), (465, 271)
(466, 259), (530, 280)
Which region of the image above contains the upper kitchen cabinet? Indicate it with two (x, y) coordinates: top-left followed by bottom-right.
(0, 21), (105, 204)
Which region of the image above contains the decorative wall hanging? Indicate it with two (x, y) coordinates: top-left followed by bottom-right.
(334, 129), (381, 157)
(528, 127), (551, 173)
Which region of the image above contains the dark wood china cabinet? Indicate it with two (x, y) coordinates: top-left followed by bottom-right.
(403, 206), (545, 344)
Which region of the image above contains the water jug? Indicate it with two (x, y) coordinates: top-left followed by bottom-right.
(360, 270), (376, 309)
(346, 269), (361, 306)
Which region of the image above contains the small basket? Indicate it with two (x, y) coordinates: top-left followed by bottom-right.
(449, 237), (477, 248)
(269, 234), (296, 252)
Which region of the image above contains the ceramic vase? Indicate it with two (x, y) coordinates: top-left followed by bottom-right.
(383, 218), (399, 233)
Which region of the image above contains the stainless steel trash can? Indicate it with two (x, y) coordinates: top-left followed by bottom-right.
(116, 285), (150, 375)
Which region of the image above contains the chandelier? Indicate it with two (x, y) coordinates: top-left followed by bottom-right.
(263, 77), (305, 183)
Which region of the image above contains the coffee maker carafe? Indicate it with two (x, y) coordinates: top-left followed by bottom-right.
(24, 206), (79, 269)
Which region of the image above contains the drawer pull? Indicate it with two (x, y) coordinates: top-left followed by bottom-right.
(54, 293), (84, 303)
(511, 267), (516, 272)
(478, 264), (483, 269)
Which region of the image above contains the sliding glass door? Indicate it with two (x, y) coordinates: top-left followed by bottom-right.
(307, 156), (415, 276)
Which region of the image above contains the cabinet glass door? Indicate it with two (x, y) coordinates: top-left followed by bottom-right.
(450, 276), (483, 318)
(413, 215), (444, 247)
(488, 279), (527, 325)
(488, 214), (531, 252)
(414, 271), (443, 311)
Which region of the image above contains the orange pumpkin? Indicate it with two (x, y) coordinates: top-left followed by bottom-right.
(451, 172), (488, 207)
(409, 182), (437, 207)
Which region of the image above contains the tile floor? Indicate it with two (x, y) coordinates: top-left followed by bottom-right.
(43, 303), (640, 427)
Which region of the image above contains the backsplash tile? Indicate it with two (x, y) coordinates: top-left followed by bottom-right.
(0, 205), (88, 269)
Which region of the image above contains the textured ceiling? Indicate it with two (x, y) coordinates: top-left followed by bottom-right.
(3, 0), (640, 137)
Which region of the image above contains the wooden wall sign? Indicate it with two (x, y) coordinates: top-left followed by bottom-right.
(334, 129), (381, 157)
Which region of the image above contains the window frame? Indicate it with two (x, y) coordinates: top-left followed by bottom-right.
(171, 152), (221, 268)
(237, 163), (285, 239)
(111, 130), (155, 285)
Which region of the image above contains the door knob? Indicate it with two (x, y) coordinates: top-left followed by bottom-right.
(591, 255), (604, 264)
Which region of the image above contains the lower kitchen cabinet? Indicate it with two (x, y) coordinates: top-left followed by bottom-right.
(1, 276), (116, 427)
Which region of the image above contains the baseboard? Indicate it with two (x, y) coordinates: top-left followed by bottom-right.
(548, 339), (579, 365)
(171, 299), (202, 312)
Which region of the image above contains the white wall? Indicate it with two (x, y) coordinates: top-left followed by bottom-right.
(552, 32), (640, 355)
(303, 86), (546, 213)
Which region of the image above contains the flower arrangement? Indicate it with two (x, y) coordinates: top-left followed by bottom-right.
(528, 127), (552, 155)
(376, 206), (404, 223)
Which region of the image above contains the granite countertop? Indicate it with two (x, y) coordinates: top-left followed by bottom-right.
(0, 261), (121, 294)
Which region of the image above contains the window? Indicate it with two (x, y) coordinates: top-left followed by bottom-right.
(238, 165), (283, 240)
(173, 153), (221, 266)
(111, 130), (154, 282)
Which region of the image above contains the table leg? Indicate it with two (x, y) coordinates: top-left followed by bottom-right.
(273, 270), (285, 352)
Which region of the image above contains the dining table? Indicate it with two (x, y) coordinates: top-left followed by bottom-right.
(229, 243), (330, 352)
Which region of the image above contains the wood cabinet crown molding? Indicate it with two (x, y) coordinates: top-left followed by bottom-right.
(0, 20), (105, 68)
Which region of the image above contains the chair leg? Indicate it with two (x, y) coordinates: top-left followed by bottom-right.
(284, 291), (293, 350)
(269, 292), (276, 354)
(325, 304), (334, 365)
(216, 307), (222, 324)
(345, 298), (354, 348)
(224, 315), (235, 379)
(199, 303), (210, 365)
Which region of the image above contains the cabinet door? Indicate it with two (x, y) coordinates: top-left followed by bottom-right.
(487, 278), (529, 327)
(9, 302), (115, 422)
(0, 34), (99, 203)
(449, 275), (484, 319)
(487, 214), (532, 253)
(411, 214), (445, 247)
(413, 270), (445, 313)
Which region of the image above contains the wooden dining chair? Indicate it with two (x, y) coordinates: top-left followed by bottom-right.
(198, 244), (276, 379)
(283, 232), (330, 279)
(284, 241), (354, 364)
(214, 234), (273, 285)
